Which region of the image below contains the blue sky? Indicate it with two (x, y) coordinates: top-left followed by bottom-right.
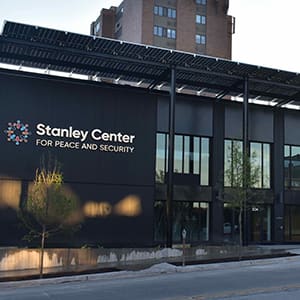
(0, 0), (300, 73)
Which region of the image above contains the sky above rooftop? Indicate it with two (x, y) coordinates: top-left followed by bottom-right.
(0, 0), (299, 73)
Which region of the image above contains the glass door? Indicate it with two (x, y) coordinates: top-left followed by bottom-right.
(250, 205), (271, 242)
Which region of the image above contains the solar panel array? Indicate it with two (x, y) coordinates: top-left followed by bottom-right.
(1, 21), (300, 106)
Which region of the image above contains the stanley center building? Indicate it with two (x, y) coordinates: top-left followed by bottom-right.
(1, 22), (300, 247)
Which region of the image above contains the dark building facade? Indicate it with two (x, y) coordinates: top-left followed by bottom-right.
(1, 21), (300, 249)
(1, 67), (300, 247)
(91, 0), (234, 59)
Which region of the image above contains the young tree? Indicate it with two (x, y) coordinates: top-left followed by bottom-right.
(223, 142), (261, 247)
(20, 158), (80, 278)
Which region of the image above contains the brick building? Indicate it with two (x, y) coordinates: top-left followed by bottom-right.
(91, 0), (234, 59)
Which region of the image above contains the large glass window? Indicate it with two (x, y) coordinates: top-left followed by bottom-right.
(196, 34), (206, 45)
(155, 133), (210, 186)
(201, 138), (210, 185)
(250, 205), (271, 242)
(154, 26), (176, 39)
(285, 205), (300, 241)
(154, 6), (176, 19)
(154, 5), (163, 16)
(250, 142), (271, 188)
(196, 0), (207, 5)
(174, 135), (210, 185)
(167, 28), (176, 39)
(223, 203), (239, 243)
(224, 140), (271, 188)
(196, 14), (206, 24)
(154, 201), (209, 243)
(153, 25), (163, 37)
(284, 145), (300, 188)
(174, 135), (183, 173)
(224, 140), (243, 187)
(156, 133), (168, 183)
(167, 8), (176, 19)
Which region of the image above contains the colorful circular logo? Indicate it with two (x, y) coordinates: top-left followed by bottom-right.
(5, 120), (31, 145)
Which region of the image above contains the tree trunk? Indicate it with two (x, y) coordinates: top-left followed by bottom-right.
(239, 207), (243, 247)
(39, 225), (46, 279)
(238, 207), (243, 260)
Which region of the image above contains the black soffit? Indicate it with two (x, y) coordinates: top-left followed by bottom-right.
(1, 21), (300, 107)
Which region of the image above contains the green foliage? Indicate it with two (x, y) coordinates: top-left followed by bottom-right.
(19, 157), (80, 278)
(20, 157), (80, 242)
(224, 142), (261, 208)
(222, 142), (261, 246)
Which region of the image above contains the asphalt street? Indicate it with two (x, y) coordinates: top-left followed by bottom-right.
(1, 256), (300, 299)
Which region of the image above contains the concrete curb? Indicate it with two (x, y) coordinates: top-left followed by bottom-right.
(0, 253), (299, 289)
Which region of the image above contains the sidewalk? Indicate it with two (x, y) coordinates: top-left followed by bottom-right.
(0, 244), (299, 282)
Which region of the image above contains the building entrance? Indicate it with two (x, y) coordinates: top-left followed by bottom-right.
(285, 205), (300, 241)
(250, 205), (271, 242)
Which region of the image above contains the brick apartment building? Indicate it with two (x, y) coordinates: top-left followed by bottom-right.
(91, 0), (234, 59)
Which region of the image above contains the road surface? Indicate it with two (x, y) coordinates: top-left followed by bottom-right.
(1, 256), (300, 299)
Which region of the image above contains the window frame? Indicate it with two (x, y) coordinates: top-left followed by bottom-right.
(196, 14), (206, 25)
(196, 34), (206, 45)
(284, 144), (300, 189)
(155, 132), (210, 186)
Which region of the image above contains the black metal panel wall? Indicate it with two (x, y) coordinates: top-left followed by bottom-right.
(211, 102), (225, 243)
(225, 103), (274, 142)
(0, 71), (157, 247)
(225, 104), (243, 139)
(157, 95), (213, 136)
(284, 110), (300, 145)
(249, 107), (273, 143)
(273, 108), (284, 242)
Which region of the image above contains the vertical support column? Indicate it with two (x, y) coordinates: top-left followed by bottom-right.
(166, 66), (176, 248)
(273, 108), (284, 242)
(211, 101), (225, 243)
(243, 76), (249, 246)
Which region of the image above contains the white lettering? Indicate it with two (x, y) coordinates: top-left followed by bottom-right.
(99, 144), (135, 153)
(36, 123), (89, 142)
(36, 123), (46, 136)
(54, 140), (80, 149)
(81, 143), (98, 150)
(36, 139), (53, 147)
(91, 129), (135, 143)
(35, 124), (135, 148)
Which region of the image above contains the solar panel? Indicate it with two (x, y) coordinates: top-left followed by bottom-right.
(1, 21), (300, 105)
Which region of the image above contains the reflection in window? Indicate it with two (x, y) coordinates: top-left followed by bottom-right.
(155, 133), (168, 183)
(155, 133), (210, 186)
(153, 25), (163, 37)
(154, 201), (209, 243)
(167, 28), (176, 39)
(224, 140), (271, 188)
(196, 34), (206, 45)
(284, 145), (300, 188)
(251, 142), (262, 188)
(184, 136), (190, 174)
(154, 6), (176, 19)
(174, 135), (183, 173)
(223, 203), (239, 243)
(224, 140), (243, 187)
(250, 205), (271, 242)
(154, 5), (163, 16)
(201, 138), (210, 185)
(167, 8), (176, 19)
(285, 205), (300, 241)
(193, 137), (200, 175)
(196, 0), (207, 5)
(263, 144), (270, 188)
(250, 142), (270, 188)
(196, 15), (206, 24)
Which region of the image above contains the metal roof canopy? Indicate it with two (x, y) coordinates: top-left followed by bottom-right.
(1, 21), (300, 107)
